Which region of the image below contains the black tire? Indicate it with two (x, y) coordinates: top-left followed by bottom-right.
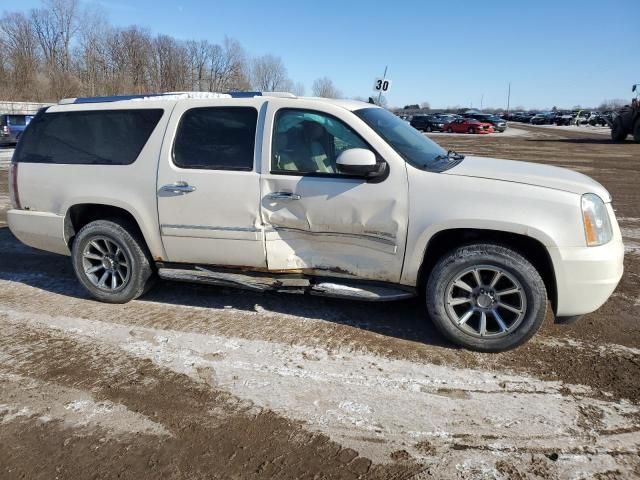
(468, 127), (475, 134)
(447, 127), (453, 133)
(611, 117), (627, 142)
(71, 219), (156, 303)
(633, 119), (640, 143)
(426, 243), (547, 352)
(426, 126), (432, 132)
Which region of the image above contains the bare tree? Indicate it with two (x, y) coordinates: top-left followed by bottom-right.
(0, 12), (40, 100)
(420, 101), (430, 110)
(251, 54), (291, 91)
(0, 5), (301, 100)
(186, 40), (211, 91)
(206, 37), (250, 92)
(598, 99), (628, 111)
(291, 81), (305, 96)
(312, 76), (341, 98)
(74, 5), (110, 96)
(150, 35), (190, 92)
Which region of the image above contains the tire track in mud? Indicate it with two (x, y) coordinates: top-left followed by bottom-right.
(1, 309), (639, 478)
(0, 319), (420, 480)
(0, 244), (638, 405)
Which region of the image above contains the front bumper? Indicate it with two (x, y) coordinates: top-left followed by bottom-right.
(550, 237), (624, 317)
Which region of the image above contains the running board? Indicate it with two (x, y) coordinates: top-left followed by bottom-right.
(310, 282), (414, 301)
(157, 267), (415, 301)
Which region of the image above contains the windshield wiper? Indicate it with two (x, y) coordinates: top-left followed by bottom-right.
(447, 150), (465, 160)
(433, 150), (465, 163)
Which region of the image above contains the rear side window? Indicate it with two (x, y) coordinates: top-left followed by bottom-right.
(173, 107), (257, 171)
(14, 109), (163, 165)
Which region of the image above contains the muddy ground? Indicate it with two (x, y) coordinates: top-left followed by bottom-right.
(0, 124), (639, 479)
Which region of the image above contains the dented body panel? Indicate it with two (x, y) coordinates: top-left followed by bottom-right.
(258, 98), (409, 282)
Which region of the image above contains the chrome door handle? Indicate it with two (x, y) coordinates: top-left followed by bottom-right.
(267, 192), (301, 200)
(161, 181), (196, 194)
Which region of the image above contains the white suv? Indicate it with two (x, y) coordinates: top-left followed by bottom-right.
(7, 92), (624, 351)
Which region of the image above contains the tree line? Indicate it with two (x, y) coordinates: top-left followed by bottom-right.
(0, 0), (343, 102)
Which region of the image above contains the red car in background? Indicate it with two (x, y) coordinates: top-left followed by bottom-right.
(443, 118), (494, 134)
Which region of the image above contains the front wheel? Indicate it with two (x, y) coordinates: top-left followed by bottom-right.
(71, 219), (156, 303)
(633, 119), (640, 143)
(426, 126), (432, 132)
(467, 127), (475, 134)
(447, 127), (453, 133)
(426, 244), (547, 352)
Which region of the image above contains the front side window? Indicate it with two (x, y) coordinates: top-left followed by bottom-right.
(272, 109), (369, 175)
(174, 107), (257, 171)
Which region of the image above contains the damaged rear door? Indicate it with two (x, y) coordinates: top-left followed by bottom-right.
(259, 102), (409, 282)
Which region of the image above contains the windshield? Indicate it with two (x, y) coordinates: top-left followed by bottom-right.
(7, 115), (27, 126)
(355, 108), (452, 171)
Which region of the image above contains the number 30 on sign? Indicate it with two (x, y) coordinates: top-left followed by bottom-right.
(373, 78), (392, 93)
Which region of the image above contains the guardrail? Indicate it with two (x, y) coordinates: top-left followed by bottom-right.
(0, 101), (53, 114)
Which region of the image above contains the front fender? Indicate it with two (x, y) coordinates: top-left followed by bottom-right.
(399, 220), (559, 286)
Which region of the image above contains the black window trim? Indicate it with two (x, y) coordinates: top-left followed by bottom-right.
(269, 107), (388, 181)
(171, 106), (259, 172)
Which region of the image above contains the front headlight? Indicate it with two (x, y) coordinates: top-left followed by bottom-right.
(582, 193), (613, 246)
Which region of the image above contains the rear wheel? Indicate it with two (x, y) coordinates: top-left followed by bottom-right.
(447, 127), (453, 133)
(426, 243), (547, 352)
(611, 117), (627, 142)
(426, 126), (432, 132)
(71, 219), (156, 303)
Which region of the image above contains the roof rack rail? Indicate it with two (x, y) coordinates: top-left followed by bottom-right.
(58, 90), (298, 105)
(59, 91), (233, 105)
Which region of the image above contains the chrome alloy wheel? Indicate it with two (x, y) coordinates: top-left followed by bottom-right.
(81, 236), (131, 291)
(444, 265), (527, 338)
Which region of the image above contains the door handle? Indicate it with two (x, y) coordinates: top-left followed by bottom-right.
(161, 181), (196, 194)
(267, 192), (301, 201)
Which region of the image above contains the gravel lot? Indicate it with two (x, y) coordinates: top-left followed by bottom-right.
(1, 126), (639, 479)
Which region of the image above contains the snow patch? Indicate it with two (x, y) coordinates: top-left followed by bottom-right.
(1, 307), (638, 467)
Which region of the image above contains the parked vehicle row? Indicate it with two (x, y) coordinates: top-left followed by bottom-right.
(506, 110), (612, 127)
(410, 113), (505, 134)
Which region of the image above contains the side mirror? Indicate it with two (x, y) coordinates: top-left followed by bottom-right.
(336, 148), (381, 177)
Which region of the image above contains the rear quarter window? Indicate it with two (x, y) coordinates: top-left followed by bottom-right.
(14, 109), (163, 165)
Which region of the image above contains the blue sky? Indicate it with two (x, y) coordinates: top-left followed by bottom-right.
(7, 0), (639, 109)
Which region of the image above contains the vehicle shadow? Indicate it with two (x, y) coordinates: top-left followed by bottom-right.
(0, 227), (452, 349)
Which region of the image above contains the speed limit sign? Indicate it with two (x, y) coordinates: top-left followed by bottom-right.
(373, 78), (392, 93)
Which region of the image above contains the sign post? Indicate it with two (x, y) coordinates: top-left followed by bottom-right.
(373, 66), (391, 104)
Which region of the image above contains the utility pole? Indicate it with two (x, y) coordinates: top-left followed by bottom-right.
(480, 94), (484, 111)
(506, 82), (511, 115)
